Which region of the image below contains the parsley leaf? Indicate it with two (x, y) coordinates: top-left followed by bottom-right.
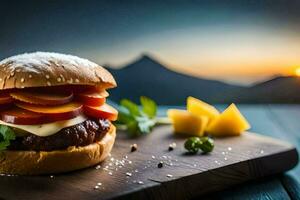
(115, 97), (158, 137)
(0, 125), (16, 151)
(140, 96), (157, 118)
(120, 99), (140, 117)
(136, 116), (156, 134)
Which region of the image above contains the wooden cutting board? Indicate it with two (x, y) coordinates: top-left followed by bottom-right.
(0, 126), (298, 200)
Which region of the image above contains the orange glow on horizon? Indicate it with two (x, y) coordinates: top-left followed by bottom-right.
(296, 68), (300, 76)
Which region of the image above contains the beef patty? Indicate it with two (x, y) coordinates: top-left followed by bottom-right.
(8, 119), (111, 151)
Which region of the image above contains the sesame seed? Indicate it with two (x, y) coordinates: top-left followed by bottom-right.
(50, 175), (54, 178)
(97, 182), (102, 186)
(75, 78), (80, 83)
(45, 75), (50, 79)
(108, 172), (113, 175)
(57, 77), (62, 82)
(167, 174), (173, 178)
(28, 75), (32, 78)
(138, 181), (144, 185)
(260, 150), (264, 154)
(94, 186), (100, 189)
(20, 85), (25, 89)
(126, 172), (132, 177)
(47, 81), (51, 86)
(95, 165), (101, 170)
(59, 74), (65, 81)
(20, 78), (25, 83)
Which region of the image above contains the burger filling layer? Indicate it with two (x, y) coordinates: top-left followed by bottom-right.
(8, 119), (110, 151)
(0, 87), (118, 153)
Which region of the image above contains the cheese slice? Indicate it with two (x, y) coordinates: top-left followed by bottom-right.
(0, 115), (87, 137)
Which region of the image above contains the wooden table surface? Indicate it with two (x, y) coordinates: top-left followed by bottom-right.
(158, 105), (300, 200)
(0, 105), (299, 200)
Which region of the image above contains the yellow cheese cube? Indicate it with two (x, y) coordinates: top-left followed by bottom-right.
(206, 103), (251, 136)
(167, 109), (208, 137)
(187, 96), (220, 123)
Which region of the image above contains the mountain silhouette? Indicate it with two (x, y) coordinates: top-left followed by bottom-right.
(106, 54), (300, 104)
(107, 54), (242, 104)
(221, 76), (300, 103)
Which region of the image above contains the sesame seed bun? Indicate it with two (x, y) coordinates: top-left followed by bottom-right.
(0, 52), (116, 90)
(0, 125), (116, 175)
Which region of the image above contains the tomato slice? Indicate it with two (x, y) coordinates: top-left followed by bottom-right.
(77, 90), (108, 106)
(10, 91), (73, 105)
(0, 107), (51, 125)
(83, 104), (118, 121)
(0, 92), (14, 105)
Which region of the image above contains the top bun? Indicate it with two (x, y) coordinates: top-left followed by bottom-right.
(0, 52), (116, 90)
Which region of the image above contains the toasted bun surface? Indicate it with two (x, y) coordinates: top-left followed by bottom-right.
(0, 52), (116, 90)
(0, 125), (116, 175)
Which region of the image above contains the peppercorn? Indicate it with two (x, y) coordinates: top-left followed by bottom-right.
(130, 144), (137, 152)
(158, 161), (164, 168)
(168, 142), (176, 151)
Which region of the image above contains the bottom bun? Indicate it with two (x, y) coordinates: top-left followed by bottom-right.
(0, 125), (116, 175)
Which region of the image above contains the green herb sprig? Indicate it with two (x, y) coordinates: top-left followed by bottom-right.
(184, 136), (214, 154)
(0, 125), (16, 151)
(115, 96), (169, 137)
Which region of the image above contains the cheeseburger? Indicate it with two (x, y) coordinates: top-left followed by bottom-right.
(0, 52), (117, 175)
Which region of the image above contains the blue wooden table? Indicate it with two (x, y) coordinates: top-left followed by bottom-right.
(158, 105), (300, 200)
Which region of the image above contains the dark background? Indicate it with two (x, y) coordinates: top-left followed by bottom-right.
(1, 0), (300, 104)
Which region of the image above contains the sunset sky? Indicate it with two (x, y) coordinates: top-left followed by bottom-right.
(1, 1), (300, 85)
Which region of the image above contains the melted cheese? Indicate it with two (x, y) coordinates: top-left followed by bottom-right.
(0, 115), (87, 137)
